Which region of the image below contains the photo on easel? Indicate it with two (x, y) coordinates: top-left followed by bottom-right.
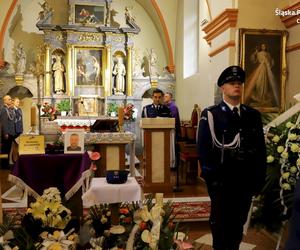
(64, 129), (84, 154)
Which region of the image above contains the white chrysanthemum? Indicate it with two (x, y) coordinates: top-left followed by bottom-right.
(272, 135), (280, 143)
(277, 146), (284, 153)
(286, 122), (294, 128)
(290, 143), (299, 153)
(282, 172), (290, 179)
(288, 133), (298, 141)
(101, 215), (107, 224)
(281, 183), (291, 190)
(290, 166), (298, 174)
(267, 155), (274, 163)
(281, 151), (289, 159)
(297, 158), (300, 166)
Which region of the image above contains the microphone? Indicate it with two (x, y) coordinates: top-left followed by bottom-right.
(80, 100), (93, 132)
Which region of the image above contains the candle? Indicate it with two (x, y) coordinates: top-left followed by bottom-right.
(118, 106), (124, 127)
(31, 105), (37, 126)
(155, 193), (164, 207)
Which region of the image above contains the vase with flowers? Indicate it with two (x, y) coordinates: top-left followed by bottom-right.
(41, 102), (57, 121)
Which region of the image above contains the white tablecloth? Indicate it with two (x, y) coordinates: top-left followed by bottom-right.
(82, 177), (142, 206)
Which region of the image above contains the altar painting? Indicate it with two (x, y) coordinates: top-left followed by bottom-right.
(75, 48), (103, 86)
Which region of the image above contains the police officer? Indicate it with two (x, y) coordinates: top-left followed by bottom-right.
(197, 66), (266, 250)
(141, 88), (171, 118)
(0, 95), (16, 168)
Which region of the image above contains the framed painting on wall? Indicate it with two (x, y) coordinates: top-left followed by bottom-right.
(78, 95), (98, 116)
(75, 47), (104, 86)
(239, 29), (288, 112)
(74, 3), (105, 25)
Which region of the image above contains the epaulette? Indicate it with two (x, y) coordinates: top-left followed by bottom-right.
(206, 104), (218, 110)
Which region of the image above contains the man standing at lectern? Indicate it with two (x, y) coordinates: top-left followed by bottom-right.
(197, 66), (266, 250)
(141, 88), (171, 118)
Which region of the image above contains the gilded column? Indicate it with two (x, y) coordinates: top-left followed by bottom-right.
(126, 46), (132, 96)
(105, 45), (112, 96)
(66, 44), (72, 96)
(44, 44), (51, 97)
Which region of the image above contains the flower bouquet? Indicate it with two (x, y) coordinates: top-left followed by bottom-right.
(123, 103), (136, 121)
(41, 102), (57, 120)
(0, 188), (78, 250)
(251, 114), (300, 232)
(87, 194), (192, 250)
(22, 187), (72, 239)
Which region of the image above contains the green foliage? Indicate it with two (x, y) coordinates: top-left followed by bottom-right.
(12, 228), (42, 250)
(107, 102), (118, 116)
(56, 99), (71, 112)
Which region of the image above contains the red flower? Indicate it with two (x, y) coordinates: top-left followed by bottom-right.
(119, 207), (129, 215)
(140, 221), (147, 230)
(90, 152), (101, 161)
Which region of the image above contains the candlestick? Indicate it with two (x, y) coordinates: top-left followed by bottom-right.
(31, 105), (37, 127)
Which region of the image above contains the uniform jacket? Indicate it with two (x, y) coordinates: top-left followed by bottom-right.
(197, 101), (266, 194)
(15, 107), (23, 135)
(0, 105), (16, 137)
(141, 104), (172, 118)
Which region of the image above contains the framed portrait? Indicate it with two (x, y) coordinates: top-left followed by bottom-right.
(239, 29), (288, 112)
(78, 95), (98, 116)
(64, 129), (85, 154)
(75, 47), (103, 86)
(74, 3), (105, 25)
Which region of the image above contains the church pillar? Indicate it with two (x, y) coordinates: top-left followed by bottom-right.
(44, 45), (51, 97)
(126, 46), (132, 96)
(66, 44), (72, 96)
(105, 45), (112, 96)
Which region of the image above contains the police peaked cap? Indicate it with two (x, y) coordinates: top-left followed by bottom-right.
(217, 65), (245, 86)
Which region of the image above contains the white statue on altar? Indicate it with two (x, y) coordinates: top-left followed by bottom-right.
(133, 48), (144, 78)
(148, 48), (159, 77)
(52, 54), (65, 94)
(16, 43), (26, 74)
(113, 56), (126, 94)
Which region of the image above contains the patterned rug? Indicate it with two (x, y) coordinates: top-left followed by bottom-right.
(166, 197), (210, 221)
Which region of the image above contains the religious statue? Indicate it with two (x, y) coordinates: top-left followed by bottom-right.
(132, 48), (144, 78)
(52, 54), (65, 94)
(125, 6), (135, 23)
(38, 0), (52, 20)
(147, 48), (159, 77)
(16, 43), (26, 74)
(112, 56), (126, 94)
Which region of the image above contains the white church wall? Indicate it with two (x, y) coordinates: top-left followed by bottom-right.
(156, 0), (178, 59)
(183, 0), (198, 79)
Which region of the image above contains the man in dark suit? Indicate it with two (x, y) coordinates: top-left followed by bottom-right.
(0, 95), (16, 168)
(141, 88), (171, 118)
(67, 133), (82, 151)
(197, 66), (266, 250)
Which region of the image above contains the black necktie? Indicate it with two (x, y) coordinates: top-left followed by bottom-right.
(232, 107), (240, 127)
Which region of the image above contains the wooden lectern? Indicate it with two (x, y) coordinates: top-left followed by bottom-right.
(140, 118), (175, 193)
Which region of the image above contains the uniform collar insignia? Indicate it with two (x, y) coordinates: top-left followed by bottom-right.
(221, 105), (226, 111)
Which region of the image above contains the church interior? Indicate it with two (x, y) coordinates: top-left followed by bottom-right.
(0, 0), (300, 249)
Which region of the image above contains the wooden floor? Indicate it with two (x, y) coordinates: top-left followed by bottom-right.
(0, 167), (284, 249)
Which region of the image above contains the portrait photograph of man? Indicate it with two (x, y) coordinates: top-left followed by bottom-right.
(64, 130), (84, 154)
